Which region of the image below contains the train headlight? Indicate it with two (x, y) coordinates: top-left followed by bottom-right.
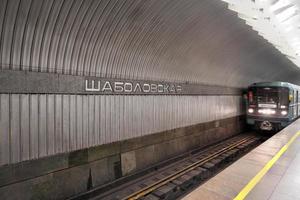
(248, 108), (254, 113)
(281, 110), (288, 115)
(258, 109), (276, 115)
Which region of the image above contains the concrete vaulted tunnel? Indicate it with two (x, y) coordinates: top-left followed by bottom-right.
(0, 0), (299, 86)
(0, 0), (300, 199)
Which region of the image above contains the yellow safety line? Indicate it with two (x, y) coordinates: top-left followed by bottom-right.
(234, 131), (300, 200)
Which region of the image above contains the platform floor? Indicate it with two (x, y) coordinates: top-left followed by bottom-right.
(182, 119), (300, 200)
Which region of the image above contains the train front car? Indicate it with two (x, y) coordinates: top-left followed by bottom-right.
(246, 82), (300, 131)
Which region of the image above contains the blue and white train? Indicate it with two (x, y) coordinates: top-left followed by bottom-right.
(246, 82), (300, 131)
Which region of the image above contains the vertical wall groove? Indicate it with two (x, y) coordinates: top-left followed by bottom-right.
(19, 0), (33, 70)
(0, 0), (8, 69)
(37, 0), (55, 72)
(28, 0), (44, 71)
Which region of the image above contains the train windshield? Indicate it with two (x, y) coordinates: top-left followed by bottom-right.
(248, 87), (289, 106)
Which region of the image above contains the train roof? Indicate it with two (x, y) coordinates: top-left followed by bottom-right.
(249, 81), (300, 90)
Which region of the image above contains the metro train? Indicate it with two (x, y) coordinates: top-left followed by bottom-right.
(246, 82), (300, 131)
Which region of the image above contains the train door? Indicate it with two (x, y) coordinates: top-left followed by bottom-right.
(296, 91), (299, 117)
(298, 90), (300, 118)
(291, 90), (296, 118)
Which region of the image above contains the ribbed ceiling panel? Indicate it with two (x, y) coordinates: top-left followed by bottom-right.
(0, 0), (300, 87)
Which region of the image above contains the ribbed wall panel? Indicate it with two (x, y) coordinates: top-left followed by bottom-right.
(0, 94), (241, 166)
(0, 0), (300, 87)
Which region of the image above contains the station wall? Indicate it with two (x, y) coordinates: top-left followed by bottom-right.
(0, 94), (242, 166)
(0, 0), (300, 193)
(0, 0), (300, 88)
(0, 0), (280, 198)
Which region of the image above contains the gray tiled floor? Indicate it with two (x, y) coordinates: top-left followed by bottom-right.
(269, 192), (296, 200)
(246, 173), (282, 200)
(246, 130), (300, 200)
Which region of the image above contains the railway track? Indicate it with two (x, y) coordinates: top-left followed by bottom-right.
(70, 133), (264, 200)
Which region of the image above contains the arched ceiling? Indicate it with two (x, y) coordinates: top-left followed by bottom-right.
(223, 0), (300, 69)
(0, 0), (300, 88)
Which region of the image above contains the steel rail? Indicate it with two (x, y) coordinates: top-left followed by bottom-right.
(123, 136), (257, 200)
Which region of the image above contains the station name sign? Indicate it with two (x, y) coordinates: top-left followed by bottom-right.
(85, 78), (182, 94)
(0, 70), (241, 95)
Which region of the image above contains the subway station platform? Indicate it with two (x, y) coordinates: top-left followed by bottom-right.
(182, 119), (300, 200)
